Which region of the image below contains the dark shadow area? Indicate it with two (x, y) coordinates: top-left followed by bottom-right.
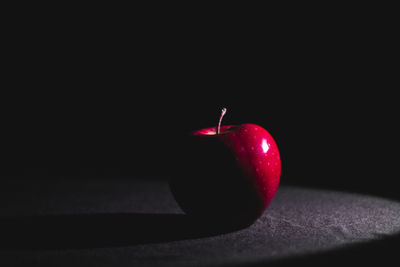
(0, 213), (242, 250)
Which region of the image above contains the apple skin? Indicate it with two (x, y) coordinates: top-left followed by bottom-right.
(169, 123), (281, 228)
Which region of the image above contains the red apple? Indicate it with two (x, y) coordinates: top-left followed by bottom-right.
(169, 109), (281, 228)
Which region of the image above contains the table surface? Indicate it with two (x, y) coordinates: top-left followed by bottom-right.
(1, 178), (400, 267)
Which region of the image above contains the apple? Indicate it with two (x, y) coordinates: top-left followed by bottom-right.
(169, 108), (281, 228)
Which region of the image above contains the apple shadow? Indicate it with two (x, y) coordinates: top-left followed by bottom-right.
(0, 213), (242, 250)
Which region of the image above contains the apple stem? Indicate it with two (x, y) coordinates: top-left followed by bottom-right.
(217, 108), (227, 134)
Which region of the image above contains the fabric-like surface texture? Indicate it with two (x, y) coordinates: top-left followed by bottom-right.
(0, 178), (400, 266)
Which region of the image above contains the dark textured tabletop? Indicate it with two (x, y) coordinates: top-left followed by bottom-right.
(1, 178), (400, 266)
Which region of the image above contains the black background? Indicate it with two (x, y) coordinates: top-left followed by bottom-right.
(1, 13), (398, 199)
(0, 9), (399, 266)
